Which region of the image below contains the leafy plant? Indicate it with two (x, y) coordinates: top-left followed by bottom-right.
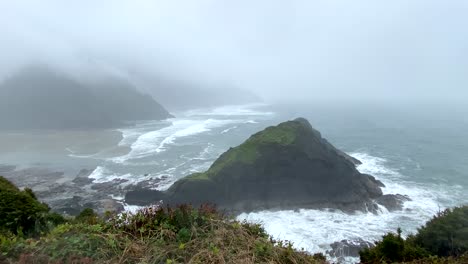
(0, 176), (63, 237)
(360, 206), (468, 263)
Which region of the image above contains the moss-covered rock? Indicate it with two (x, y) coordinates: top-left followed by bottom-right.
(126, 118), (397, 213)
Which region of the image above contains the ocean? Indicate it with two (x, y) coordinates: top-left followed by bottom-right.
(2, 103), (467, 263)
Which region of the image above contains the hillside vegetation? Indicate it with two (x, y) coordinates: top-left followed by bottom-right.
(360, 206), (468, 263)
(1, 175), (467, 263)
(0, 176), (325, 264)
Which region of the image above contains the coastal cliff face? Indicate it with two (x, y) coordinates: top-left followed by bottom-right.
(126, 118), (404, 213)
(0, 66), (173, 129)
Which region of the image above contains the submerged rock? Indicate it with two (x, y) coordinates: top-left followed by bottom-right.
(375, 194), (411, 211)
(327, 239), (373, 259)
(126, 118), (406, 213)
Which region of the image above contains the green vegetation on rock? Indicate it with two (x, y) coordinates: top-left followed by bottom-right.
(185, 172), (212, 181)
(246, 121), (301, 146)
(187, 120), (305, 180)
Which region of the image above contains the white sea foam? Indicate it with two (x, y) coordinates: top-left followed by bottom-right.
(237, 152), (454, 263)
(117, 127), (145, 147)
(112, 118), (239, 163)
(87, 165), (171, 188)
(185, 103), (274, 117)
(88, 166), (131, 183)
(221, 126), (238, 134)
(123, 204), (145, 214)
(66, 147), (101, 159)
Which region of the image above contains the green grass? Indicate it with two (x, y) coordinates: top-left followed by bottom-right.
(185, 172), (211, 181)
(192, 120), (304, 179)
(246, 121), (301, 146)
(1, 204), (326, 264)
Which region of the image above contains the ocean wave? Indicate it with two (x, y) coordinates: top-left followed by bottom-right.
(238, 152), (457, 263)
(88, 166), (132, 183)
(245, 120), (259, 124)
(221, 126), (238, 134)
(184, 103), (274, 117)
(111, 118), (239, 163)
(88, 165), (173, 188)
(117, 128), (145, 147)
(66, 147), (106, 159)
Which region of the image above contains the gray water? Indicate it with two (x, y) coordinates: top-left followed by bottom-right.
(2, 103), (467, 262)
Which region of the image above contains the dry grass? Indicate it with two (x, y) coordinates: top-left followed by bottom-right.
(1, 204), (326, 264)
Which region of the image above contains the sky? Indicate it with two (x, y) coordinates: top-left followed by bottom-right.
(0, 0), (467, 104)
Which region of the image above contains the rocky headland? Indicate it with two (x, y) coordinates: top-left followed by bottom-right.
(0, 65), (173, 130)
(126, 118), (408, 213)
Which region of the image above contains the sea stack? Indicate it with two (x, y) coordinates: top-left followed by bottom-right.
(126, 118), (406, 213)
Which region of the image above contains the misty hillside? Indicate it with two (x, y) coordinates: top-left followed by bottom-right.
(135, 75), (261, 110)
(0, 66), (172, 129)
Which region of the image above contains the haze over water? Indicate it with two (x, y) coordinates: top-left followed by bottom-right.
(1, 1), (468, 262)
(2, 103), (467, 262)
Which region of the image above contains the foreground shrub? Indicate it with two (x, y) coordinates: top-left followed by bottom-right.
(3, 203), (325, 263)
(360, 229), (428, 263)
(361, 206), (468, 263)
(414, 206), (468, 257)
(0, 176), (64, 237)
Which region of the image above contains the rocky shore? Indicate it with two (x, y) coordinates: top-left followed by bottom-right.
(0, 165), (132, 215)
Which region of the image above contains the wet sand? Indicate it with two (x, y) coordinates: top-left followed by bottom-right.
(0, 129), (128, 167)
(0, 129), (130, 215)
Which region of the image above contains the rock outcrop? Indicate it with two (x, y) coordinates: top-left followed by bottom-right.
(327, 239), (374, 260)
(126, 118), (405, 213)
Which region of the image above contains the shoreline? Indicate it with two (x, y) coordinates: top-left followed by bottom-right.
(0, 128), (130, 215)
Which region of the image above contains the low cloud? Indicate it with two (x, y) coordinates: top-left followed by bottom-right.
(1, 0), (467, 104)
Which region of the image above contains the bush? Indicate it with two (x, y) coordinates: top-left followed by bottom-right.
(2, 202), (326, 263)
(0, 176), (65, 237)
(414, 206), (468, 257)
(75, 208), (99, 224)
(0, 176), (49, 236)
(360, 228), (428, 263)
(361, 206), (468, 263)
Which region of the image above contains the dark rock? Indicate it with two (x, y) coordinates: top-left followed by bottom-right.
(126, 188), (166, 205)
(126, 118), (396, 213)
(95, 199), (124, 215)
(90, 179), (128, 191)
(1, 166), (126, 216)
(365, 174), (385, 188)
(72, 169), (94, 186)
(54, 196), (84, 216)
(52, 195), (124, 216)
(327, 239), (373, 259)
(375, 194), (411, 211)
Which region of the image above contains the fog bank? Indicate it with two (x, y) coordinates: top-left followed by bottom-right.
(1, 0), (467, 104)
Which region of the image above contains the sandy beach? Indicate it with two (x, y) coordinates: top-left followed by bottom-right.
(0, 129), (127, 167)
(0, 128), (129, 215)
